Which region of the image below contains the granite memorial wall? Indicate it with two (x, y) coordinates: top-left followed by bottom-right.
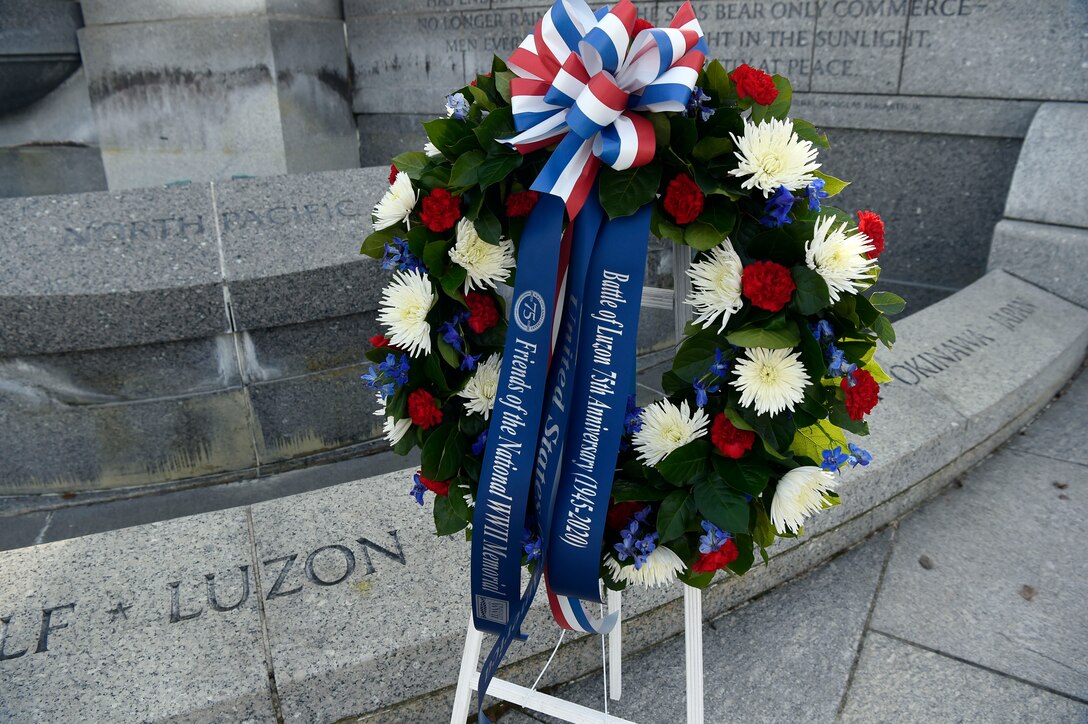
(346, 0), (1088, 307)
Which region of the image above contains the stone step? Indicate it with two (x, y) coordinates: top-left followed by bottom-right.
(1, 270), (1086, 723)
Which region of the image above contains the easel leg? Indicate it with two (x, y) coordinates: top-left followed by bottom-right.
(684, 586), (704, 724)
(607, 589), (622, 701)
(452, 612), (484, 724)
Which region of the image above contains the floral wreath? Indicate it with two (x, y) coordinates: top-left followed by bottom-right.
(359, 35), (903, 591)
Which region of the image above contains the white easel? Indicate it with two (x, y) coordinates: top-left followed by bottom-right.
(450, 246), (705, 724)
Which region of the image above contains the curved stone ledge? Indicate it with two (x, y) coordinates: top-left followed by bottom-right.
(1, 270), (1085, 722)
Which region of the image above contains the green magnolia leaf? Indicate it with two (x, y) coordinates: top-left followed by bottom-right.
(600, 162), (662, 219)
(434, 494), (469, 536)
(436, 336), (461, 368)
(391, 151), (430, 180)
(421, 424), (465, 481)
(449, 149), (485, 189)
(678, 568), (716, 589)
(610, 479), (673, 502)
(670, 116), (698, 156)
(475, 210), (502, 245)
(829, 405), (870, 435)
(672, 330), (721, 383)
(746, 226), (808, 266)
(711, 456), (771, 497)
(361, 226), (398, 259)
(727, 534), (756, 575)
(423, 118), (480, 159)
(422, 239), (451, 276)
(494, 70), (515, 103)
(652, 209), (686, 244)
(870, 291), (907, 316)
(791, 265), (831, 315)
(441, 266), (467, 299)
(422, 353), (449, 393)
(789, 419), (849, 466)
(684, 221), (724, 250)
(813, 170), (849, 197)
(791, 119), (830, 149)
(694, 476), (750, 534)
(656, 490), (696, 542)
(873, 314), (896, 348)
(657, 439), (711, 485)
(692, 136), (733, 163)
(862, 357), (893, 384)
(854, 293), (881, 328)
(704, 60), (733, 103)
(700, 198), (737, 235)
(648, 112), (671, 147)
(726, 316), (801, 349)
(447, 481), (473, 520)
(751, 502), (776, 551)
(477, 152), (523, 190)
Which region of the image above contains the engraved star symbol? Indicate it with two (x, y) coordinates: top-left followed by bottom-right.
(108, 601), (132, 621)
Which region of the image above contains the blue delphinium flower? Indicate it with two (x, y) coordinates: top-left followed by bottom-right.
(410, 474), (426, 506)
(760, 185), (796, 227)
(460, 353), (481, 371)
(471, 429), (488, 456)
(848, 443), (873, 467)
(614, 505), (658, 569)
(806, 178), (828, 212)
(686, 86), (715, 122)
(381, 237), (424, 273)
(693, 377), (720, 408)
(363, 353), (411, 401)
(821, 446), (851, 473)
(439, 320), (464, 353)
(624, 396), (643, 436)
(445, 92), (470, 120)
(698, 520), (732, 554)
(521, 529), (542, 562)
(826, 346), (858, 378)
(710, 347), (729, 376)
(810, 319), (834, 344)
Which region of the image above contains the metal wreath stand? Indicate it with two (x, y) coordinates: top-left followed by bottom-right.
(451, 246), (705, 724)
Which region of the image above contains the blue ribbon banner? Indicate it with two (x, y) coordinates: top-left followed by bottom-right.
(470, 192), (652, 722)
(473, 190), (604, 724)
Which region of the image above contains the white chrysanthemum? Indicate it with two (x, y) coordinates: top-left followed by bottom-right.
(632, 400), (710, 467)
(729, 118), (821, 197)
(685, 241), (745, 333)
(771, 466), (836, 534)
(449, 218), (516, 292)
(372, 171), (418, 231)
(606, 548), (685, 588)
(377, 269), (436, 357)
(731, 347), (810, 416)
(383, 416), (411, 445)
(458, 353), (501, 419)
(423, 141), (443, 159)
(805, 215), (878, 302)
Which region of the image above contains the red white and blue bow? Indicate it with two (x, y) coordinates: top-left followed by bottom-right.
(505, 0), (707, 218)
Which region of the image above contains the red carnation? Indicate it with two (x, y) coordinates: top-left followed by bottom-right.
(742, 260), (795, 312)
(408, 389), (444, 429)
(857, 210), (885, 258)
(417, 473), (450, 496)
(730, 64), (778, 106)
(465, 291), (500, 334)
(711, 414), (756, 459)
(506, 190), (540, 218)
(842, 369), (880, 420)
(369, 334), (391, 348)
(633, 18), (654, 34)
(606, 500), (645, 530)
(388, 164), (398, 185)
(663, 174), (704, 225)
(692, 538), (739, 573)
(420, 188), (461, 232)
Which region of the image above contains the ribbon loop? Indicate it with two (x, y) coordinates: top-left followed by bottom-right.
(504, 0), (705, 214)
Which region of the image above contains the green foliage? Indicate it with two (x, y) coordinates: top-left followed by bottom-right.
(812, 170), (849, 197)
(870, 291), (906, 315)
(657, 439), (711, 484)
(789, 420), (849, 466)
(694, 476), (750, 533)
(434, 494), (469, 536)
(600, 162), (662, 219)
(657, 490), (697, 542)
(421, 424), (465, 481)
(726, 315), (801, 349)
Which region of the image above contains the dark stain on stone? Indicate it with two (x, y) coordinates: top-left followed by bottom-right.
(1019, 584), (1036, 601)
(918, 554), (934, 570)
(1053, 481), (1069, 489)
(316, 67), (351, 104)
(87, 65), (274, 103)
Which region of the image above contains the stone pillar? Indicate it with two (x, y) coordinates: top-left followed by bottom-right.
(77, 0), (359, 190)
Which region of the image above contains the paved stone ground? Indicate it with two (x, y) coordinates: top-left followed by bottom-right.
(497, 368), (1088, 724)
